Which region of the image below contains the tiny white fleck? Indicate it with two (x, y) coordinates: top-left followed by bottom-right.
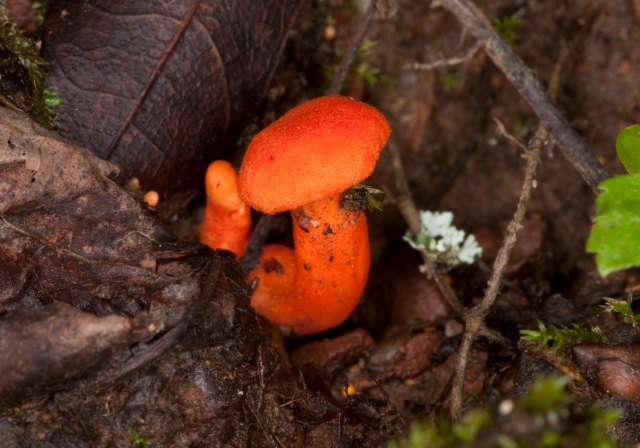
(498, 399), (514, 415)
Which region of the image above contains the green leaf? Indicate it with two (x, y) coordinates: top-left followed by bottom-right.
(587, 174), (640, 276)
(616, 125), (640, 174)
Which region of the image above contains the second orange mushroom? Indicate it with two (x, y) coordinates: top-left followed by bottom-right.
(200, 160), (251, 258)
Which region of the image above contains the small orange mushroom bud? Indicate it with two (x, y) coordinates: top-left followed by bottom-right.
(200, 160), (251, 258)
(238, 95), (390, 335)
(143, 190), (160, 207)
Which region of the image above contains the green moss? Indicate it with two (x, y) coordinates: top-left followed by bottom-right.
(387, 409), (492, 448)
(602, 294), (640, 327)
(520, 321), (609, 354)
(493, 15), (522, 46)
(0, 0), (58, 128)
(387, 375), (620, 448)
(128, 428), (152, 448)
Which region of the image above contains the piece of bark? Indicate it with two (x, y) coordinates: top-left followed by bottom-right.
(0, 302), (162, 404)
(0, 102), (244, 402)
(41, 0), (303, 195)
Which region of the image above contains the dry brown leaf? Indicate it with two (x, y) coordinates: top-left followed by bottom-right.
(41, 0), (303, 195)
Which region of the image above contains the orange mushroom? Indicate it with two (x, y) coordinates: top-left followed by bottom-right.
(238, 95), (390, 335)
(143, 190), (160, 207)
(200, 160), (251, 258)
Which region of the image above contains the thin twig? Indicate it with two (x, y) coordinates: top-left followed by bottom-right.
(478, 138), (542, 323)
(326, 0), (378, 95)
(423, 256), (464, 314)
(404, 41), (483, 71)
(494, 118), (527, 152)
(450, 127), (542, 420)
(449, 35), (570, 420)
(438, 0), (609, 192)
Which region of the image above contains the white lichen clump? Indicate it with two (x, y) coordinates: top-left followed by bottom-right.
(404, 210), (482, 269)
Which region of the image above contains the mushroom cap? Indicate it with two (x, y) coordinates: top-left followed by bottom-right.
(237, 95), (391, 214)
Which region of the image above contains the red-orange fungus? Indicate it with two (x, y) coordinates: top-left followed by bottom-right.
(238, 95), (390, 335)
(200, 160), (251, 258)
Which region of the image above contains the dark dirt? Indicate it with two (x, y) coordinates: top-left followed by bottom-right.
(3, 0), (640, 446)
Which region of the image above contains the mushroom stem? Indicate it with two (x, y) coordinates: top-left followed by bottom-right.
(249, 194), (369, 335)
(200, 160), (251, 258)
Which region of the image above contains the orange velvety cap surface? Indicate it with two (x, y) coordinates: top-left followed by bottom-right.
(237, 95), (391, 214)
